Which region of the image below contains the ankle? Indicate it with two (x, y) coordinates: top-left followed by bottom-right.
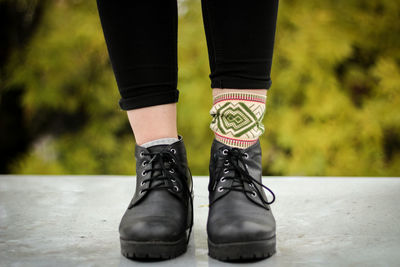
(126, 103), (178, 145)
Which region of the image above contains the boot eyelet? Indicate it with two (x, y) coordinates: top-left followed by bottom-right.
(141, 170), (147, 176)
(142, 161), (148, 167)
(140, 181), (146, 186)
(171, 148), (176, 154)
(224, 160), (229, 166)
(218, 186), (224, 192)
(223, 168), (229, 174)
(249, 183), (254, 187)
(140, 190), (145, 195)
(173, 186), (180, 192)
(244, 153), (249, 159)
(220, 177), (226, 183)
(222, 149), (228, 155)
(171, 178), (176, 182)
(252, 191), (257, 197)
(169, 169), (175, 174)
(140, 151), (145, 157)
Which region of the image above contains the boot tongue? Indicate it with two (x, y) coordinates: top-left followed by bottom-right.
(147, 144), (169, 153)
(228, 152), (247, 188)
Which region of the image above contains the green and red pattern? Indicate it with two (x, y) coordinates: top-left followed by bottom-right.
(210, 92), (267, 148)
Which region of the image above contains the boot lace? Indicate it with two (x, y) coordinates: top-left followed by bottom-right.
(212, 147), (275, 209)
(140, 150), (190, 195)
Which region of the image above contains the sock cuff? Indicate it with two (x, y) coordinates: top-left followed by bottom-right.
(140, 137), (179, 148)
(214, 132), (259, 148)
(212, 92), (266, 105)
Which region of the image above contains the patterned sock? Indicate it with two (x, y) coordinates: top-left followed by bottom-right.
(210, 91), (266, 148)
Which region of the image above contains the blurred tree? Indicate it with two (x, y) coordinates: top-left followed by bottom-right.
(0, 0), (48, 173)
(3, 0), (134, 174)
(1, 0), (399, 176)
(264, 0), (400, 176)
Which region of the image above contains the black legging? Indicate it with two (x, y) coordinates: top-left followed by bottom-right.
(96, 0), (279, 110)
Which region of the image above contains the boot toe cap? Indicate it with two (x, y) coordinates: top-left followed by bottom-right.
(120, 216), (184, 242)
(208, 216), (275, 244)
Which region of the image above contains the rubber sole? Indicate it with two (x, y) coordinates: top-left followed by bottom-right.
(120, 233), (188, 260)
(208, 236), (276, 261)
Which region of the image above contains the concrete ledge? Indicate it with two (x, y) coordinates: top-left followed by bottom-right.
(1, 176), (400, 266)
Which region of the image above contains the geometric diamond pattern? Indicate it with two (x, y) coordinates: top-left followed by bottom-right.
(217, 102), (255, 136)
(210, 92), (267, 148)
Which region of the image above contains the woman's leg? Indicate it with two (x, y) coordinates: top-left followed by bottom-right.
(201, 0), (279, 261)
(97, 1), (193, 260)
(97, 0), (179, 145)
(202, 0), (279, 148)
(201, 0), (278, 89)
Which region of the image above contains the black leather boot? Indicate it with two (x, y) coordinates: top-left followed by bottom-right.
(207, 139), (276, 261)
(119, 137), (193, 260)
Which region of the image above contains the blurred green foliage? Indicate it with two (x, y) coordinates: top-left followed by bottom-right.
(1, 0), (399, 176)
